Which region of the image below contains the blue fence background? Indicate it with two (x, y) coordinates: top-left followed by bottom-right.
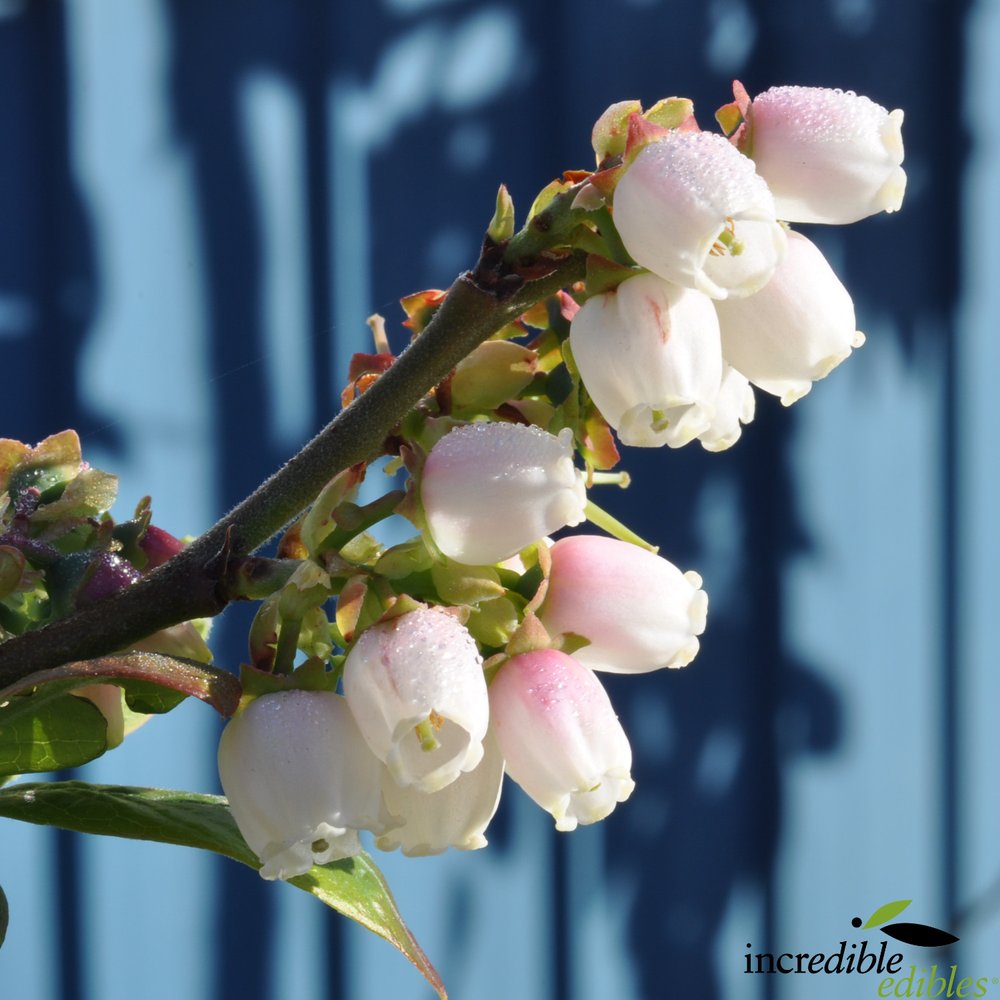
(0, 1), (993, 998)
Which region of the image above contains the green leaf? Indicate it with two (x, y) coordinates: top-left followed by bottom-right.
(0, 881), (9, 950)
(862, 899), (912, 930)
(30, 468), (119, 522)
(0, 782), (446, 998)
(0, 695), (108, 774)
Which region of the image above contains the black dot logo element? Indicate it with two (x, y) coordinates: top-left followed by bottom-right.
(851, 917), (863, 928)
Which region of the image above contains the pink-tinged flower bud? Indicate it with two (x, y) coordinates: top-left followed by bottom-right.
(376, 729), (504, 856)
(743, 85), (905, 225)
(538, 535), (708, 673)
(421, 423), (587, 565)
(218, 690), (387, 880)
(612, 129), (786, 300)
(715, 230), (863, 405)
(698, 365), (755, 452)
(489, 649), (634, 831)
(343, 608), (489, 793)
(569, 273), (723, 448)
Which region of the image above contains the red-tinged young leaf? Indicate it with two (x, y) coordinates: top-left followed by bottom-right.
(623, 112), (671, 164)
(0, 782), (447, 999)
(527, 178), (574, 222)
(0, 439), (30, 492)
(520, 300), (551, 330)
(644, 97), (695, 131)
(4, 430), (84, 503)
(587, 163), (623, 200)
(400, 288), (447, 333)
(715, 100), (744, 138)
(717, 80), (752, 145)
(29, 430), (82, 464)
(0, 652), (242, 718)
(592, 100), (643, 163)
(580, 408), (621, 471)
(335, 575), (369, 645)
(341, 354), (395, 407)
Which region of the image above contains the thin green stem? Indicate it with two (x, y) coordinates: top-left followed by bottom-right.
(584, 499), (658, 552)
(272, 618), (302, 676)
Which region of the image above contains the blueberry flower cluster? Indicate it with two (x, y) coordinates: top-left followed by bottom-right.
(217, 80), (904, 881)
(219, 527), (707, 876)
(573, 82), (905, 442)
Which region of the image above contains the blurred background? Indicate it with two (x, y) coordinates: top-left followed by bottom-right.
(0, 0), (994, 997)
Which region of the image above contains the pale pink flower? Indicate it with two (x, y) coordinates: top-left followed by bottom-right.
(421, 422), (587, 565)
(742, 85), (905, 225)
(489, 649), (634, 831)
(538, 535), (707, 673)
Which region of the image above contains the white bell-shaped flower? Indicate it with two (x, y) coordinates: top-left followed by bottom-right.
(218, 689), (387, 881)
(697, 365), (755, 452)
(343, 607), (489, 793)
(569, 272), (724, 448)
(489, 649), (634, 831)
(538, 534), (708, 673)
(715, 230), (863, 405)
(744, 85), (906, 225)
(421, 422), (587, 565)
(612, 129), (786, 299)
(376, 729), (504, 856)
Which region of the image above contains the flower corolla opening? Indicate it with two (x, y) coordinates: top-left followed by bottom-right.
(343, 607), (489, 793)
(376, 729), (505, 857)
(217, 689), (388, 881)
(698, 365), (756, 452)
(612, 128), (786, 300)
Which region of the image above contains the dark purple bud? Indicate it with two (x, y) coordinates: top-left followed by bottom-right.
(77, 552), (141, 607)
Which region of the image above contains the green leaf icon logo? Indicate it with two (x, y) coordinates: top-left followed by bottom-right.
(862, 899), (912, 930)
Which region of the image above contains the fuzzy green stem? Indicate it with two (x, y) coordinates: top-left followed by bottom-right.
(504, 185), (590, 266)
